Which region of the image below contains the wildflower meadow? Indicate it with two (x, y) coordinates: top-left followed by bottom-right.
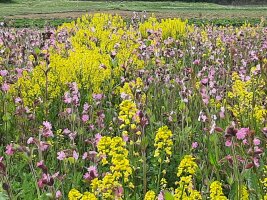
(0, 13), (266, 200)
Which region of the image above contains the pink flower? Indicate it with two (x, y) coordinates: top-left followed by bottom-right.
(158, 191), (164, 200)
(94, 133), (102, 145)
(193, 59), (200, 65)
(82, 152), (88, 160)
(93, 93), (103, 101)
(73, 150), (79, 160)
(123, 135), (129, 142)
(42, 121), (53, 138)
(38, 179), (44, 188)
(219, 107), (225, 119)
(81, 114), (89, 123)
(242, 139), (248, 145)
(0, 70), (8, 77)
(57, 151), (66, 160)
(89, 124), (95, 130)
(15, 97), (22, 104)
(84, 166), (98, 181)
(43, 121), (52, 130)
(63, 128), (71, 135)
(253, 138), (261, 146)
(68, 132), (77, 140)
(114, 186), (123, 198)
(16, 68), (23, 78)
(253, 157), (260, 167)
(37, 160), (45, 168)
(56, 190), (62, 199)
(66, 108), (72, 114)
(83, 103), (90, 111)
(39, 141), (49, 151)
(201, 78), (209, 85)
(27, 137), (35, 144)
(5, 144), (14, 155)
(225, 140), (232, 147)
(1, 83), (10, 92)
(192, 142), (198, 149)
(236, 128), (249, 140)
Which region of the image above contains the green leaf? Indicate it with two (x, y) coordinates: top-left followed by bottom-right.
(164, 191), (175, 200)
(2, 113), (11, 122)
(0, 192), (8, 200)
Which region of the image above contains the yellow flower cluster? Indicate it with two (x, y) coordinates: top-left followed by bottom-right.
(91, 173), (122, 199)
(174, 155), (202, 200)
(177, 155), (198, 177)
(118, 100), (140, 136)
(139, 17), (187, 39)
(97, 136), (132, 180)
(227, 72), (266, 124)
(154, 126), (173, 163)
(68, 189), (97, 200)
(92, 136), (133, 199)
(119, 77), (146, 103)
(12, 14), (144, 106)
(241, 185), (249, 200)
(144, 190), (156, 200)
(209, 181), (227, 200)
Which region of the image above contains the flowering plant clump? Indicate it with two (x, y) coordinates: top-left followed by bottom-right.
(154, 125), (173, 163)
(209, 181), (227, 200)
(0, 13), (267, 199)
(174, 155), (202, 199)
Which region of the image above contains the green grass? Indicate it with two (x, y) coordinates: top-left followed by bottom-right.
(1, 0), (267, 19)
(1, 0), (267, 28)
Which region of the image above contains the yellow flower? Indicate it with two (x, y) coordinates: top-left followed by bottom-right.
(177, 155), (198, 177)
(81, 192), (97, 200)
(209, 181), (227, 200)
(154, 126), (173, 162)
(241, 185), (249, 200)
(144, 190), (156, 200)
(68, 189), (83, 200)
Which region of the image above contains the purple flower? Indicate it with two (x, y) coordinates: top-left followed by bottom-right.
(81, 114), (89, 123)
(27, 137), (35, 144)
(0, 70), (8, 77)
(192, 142), (198, 149)
(253, 138), (261, 146)
(43, 121), (52, 130)
(93, 93), (103, 101)
(39, 141), (49, 151)
(5, 144), (14, 155)
(82, 152), (88, 160)
(193, 59), (200, 65)
(94, 133), (102, 145)
(57, 151), (66, 161)
(84, 166), (98, 181)
(1, 83), (10, 92)
(158, 191), (164, 200)
(123, 135), (129, 142)
(42, 121), (53, 138)
(225, 140), (232, 147)
(73, 150), (79, 160)
(236, 128), (249, 140)
(56, 190), (62, 199)
(83, 103), (90, 111)
(253, 157), (260, 167)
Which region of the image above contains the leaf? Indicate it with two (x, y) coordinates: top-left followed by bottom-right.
(2, 113), (11, 122)
(164, 191), (174, 200)
(0, 192), (8, 200)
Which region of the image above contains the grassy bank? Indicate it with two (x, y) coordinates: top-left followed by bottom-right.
(1, 0), (267, 19)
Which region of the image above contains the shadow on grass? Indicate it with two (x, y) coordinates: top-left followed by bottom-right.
(0, 0), (15, 3)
